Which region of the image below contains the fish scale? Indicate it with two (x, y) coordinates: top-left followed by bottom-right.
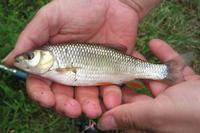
(14, 42), (169, 86)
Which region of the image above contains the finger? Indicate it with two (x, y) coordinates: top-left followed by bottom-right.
(148, 39), (195, 94)
(149, 39), (179, 63)
(146, 80), (168, 96)
(147, 39), (172, 95)
(131, 51), (146, 60)
(98, 101), (157, 131)
(52, 83), (81, 118)
(122, 88), (136, 103)
(149, 39), (195, 76)
(142, 79), (169, 97)
(101, 85), (122, 109)
(122, 87), (153, 103)
(3, 2), (59, 66)
(75, 87), (102, 118)
(26, 75), (55, 107)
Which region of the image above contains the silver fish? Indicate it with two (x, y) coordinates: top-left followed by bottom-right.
(14, 42), (182, 86)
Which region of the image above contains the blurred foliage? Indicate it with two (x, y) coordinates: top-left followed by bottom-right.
(136, 0), (200, 73)
(0, 0), (48, 59)
(0, 0), (200, 133)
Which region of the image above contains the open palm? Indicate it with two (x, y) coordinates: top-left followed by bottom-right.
(4, 0), (139, 118)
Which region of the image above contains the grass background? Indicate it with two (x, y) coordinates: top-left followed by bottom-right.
(0, 0), (199, 133)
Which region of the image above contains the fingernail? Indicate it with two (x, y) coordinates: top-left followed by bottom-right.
(105, 92), (121, 109)
(98, 115), (117, 131)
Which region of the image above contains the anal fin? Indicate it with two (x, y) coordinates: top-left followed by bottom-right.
(126, 80), (145, 89)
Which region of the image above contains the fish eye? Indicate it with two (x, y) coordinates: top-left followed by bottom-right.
(25, 52), (34, 60)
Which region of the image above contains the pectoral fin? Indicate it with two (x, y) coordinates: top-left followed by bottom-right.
(56, 67), (81, 73)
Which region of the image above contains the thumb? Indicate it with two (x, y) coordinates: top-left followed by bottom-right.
(98, 101), (159, 131)
(2, 2), (57, 66)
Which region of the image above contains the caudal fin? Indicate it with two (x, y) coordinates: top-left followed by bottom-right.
(165, 52), (195, 83)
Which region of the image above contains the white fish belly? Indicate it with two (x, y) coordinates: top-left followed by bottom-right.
(41, 70), (133, 86)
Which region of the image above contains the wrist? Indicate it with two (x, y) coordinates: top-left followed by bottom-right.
(119, 0), (162, 20)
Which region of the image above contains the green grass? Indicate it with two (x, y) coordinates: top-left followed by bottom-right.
(0, 0), (200, 133)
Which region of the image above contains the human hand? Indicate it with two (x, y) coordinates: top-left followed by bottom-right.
(3, 0), (140, 118)
(98, 39), (200, 133)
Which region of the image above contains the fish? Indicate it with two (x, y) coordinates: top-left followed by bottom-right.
(13, 42), (185, 86)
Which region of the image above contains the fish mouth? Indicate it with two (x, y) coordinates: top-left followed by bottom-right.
(13, 56), (24, 67)
(13, 59), (28, 71)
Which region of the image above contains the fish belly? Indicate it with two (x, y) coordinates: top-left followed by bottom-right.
(42, 69), (132, 86)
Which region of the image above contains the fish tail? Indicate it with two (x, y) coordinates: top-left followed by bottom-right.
(165, 52), (195, 83)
